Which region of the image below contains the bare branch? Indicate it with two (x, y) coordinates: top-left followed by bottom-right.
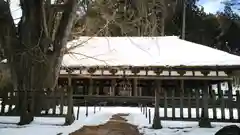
(67, 52), (109, 65)
(66, 20), (111, 53)
(41, 0), (49, 37)
(54, 0), (78, 54)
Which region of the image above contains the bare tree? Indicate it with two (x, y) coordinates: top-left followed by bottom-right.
(0, 0), (78, 125)
(74, 0), (176, 37)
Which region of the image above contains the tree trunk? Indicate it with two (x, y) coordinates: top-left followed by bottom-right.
(0, 0), (78, 125)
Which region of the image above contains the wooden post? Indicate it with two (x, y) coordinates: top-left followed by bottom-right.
(172, 89), (176, 119)
(149, 109), (151, 124)
(145, 106), (147, 118)
(139, 87), (142, 96)
(212, 91), (217, 120)
(195, 88), (200, 119)
(219, 90), (225, 120)
(143, 105), (145, 114)
(199, 81), (211, 128)
(52, 90), (56, 115)
(99, 80), (104, 95)
(180, 80), (184, 119)
(7, 91), (14, 114)
(65, 73), (74, 125)
(236, 90), (240, 122)
(85, 102), (88, 117)
(187, 89), (191, 118)
(94, 106), (96, 114)
(76, 106), (80, 120)
(96, 81), (100, 95)
(130, 86), (132, 96)
(217, 83), (222, 98)
(111, 79), (116, 96)
(164, 89), (167, 118)
(227, 80), (234, 120)
(1, 91), (6, 114)
(60, 87), (64, 115)
(96, 87), (99, 95)
(89, 78), (93, 95)
(152, 80), (162, 129)
(133, 78), (138, 96)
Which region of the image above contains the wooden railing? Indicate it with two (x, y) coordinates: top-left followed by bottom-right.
(72, 90), (240, 123)
(0, 89), (240, 123)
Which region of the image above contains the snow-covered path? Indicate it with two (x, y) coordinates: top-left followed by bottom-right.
(0, 107), (239, 135)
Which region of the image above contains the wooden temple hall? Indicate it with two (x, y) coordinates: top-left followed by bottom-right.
(57, 36), (240, 125)
(59, 36), (240, 98)
(59, 67), (236, 97)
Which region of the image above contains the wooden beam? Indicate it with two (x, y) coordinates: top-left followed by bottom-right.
(61, 65), (240, 71)
(59, 75), (232, 80)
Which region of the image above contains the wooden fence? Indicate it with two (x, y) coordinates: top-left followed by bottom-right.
(1, 88), (239, 124)
(73, 89), (240, 123)
(0, 88), (74, 125)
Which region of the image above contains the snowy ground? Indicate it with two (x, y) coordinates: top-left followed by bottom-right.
(0, 107), (239, 135)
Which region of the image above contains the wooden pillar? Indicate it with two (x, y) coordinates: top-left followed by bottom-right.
(139, 87), (142, 96)
(199, 81), (211, 128)
(180, 80), (184, 119)
(208, 85), (213, 97)
(99, 80), (104, 95)
(217, 82), (222, 97)
(133, 78), (138, 96)
(227, 80), (234, 120)
(96, 81), (100, 95)
(88, 78), (93, 95)
(152, 80), (162, 129)
(129, 89), (132, 96)
(83, 79), (87, 95)
(110, 79), (116, 96)
(65, 72), (74, 125)
(68, 73), (72, 86)
(181, 80), (184, 95)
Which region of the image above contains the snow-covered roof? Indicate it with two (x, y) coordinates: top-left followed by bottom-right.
(62, 36), (240, 67)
